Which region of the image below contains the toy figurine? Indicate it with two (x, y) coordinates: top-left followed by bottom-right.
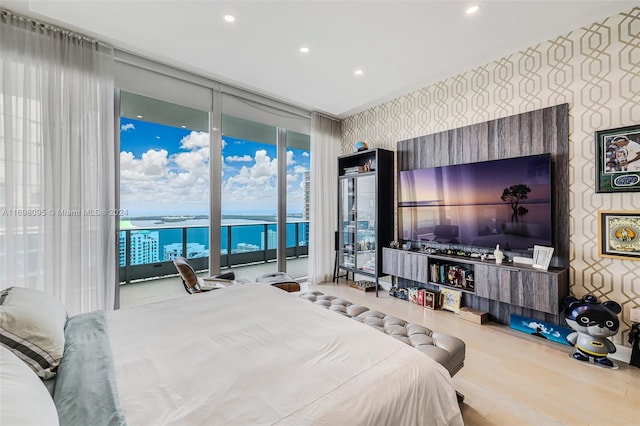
(563, 294), (621, 368)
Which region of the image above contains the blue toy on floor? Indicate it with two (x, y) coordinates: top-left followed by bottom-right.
(563, 294), (621, 368)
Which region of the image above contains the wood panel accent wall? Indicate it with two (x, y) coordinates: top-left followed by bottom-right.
(397, 103), (569, 268)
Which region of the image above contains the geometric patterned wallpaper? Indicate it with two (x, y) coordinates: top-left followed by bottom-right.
(341, 7), (639, 345)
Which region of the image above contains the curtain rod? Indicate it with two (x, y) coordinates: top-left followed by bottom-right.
(0, 8), (101, 46)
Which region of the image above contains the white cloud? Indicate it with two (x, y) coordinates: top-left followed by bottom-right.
(226, 155), (253, 162)
(174, 148), (210, 173)
(180, 131), (209, 150)
(221, 149), (278, 211)
(121, 123), (135, 132)
(293, 165), (308, 175)
(121, 138), (306, 215)
(120, 149), (169, 180)
(120, 141), (211, 213)
(302, 152), (310, 157)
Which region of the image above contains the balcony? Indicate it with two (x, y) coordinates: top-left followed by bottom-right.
(119, 222), (309, 307)
(119, 257), (308, 308)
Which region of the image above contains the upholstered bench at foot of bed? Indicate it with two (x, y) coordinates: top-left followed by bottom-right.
(298, 292), (466, 385)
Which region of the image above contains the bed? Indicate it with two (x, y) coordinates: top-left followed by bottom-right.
(1, 284), (463, 426)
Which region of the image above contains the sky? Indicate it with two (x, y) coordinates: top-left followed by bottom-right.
(119, 118), (310, 217)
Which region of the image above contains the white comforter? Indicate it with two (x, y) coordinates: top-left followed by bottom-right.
(108, 284), (463, 425)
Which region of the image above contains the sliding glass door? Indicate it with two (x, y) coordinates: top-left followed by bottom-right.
(220, 115), (278, 278)
(220, 115), (310, 280)
(118, 91), (210, 295)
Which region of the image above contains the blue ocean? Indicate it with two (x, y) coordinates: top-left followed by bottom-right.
(121, 217), (309, 263)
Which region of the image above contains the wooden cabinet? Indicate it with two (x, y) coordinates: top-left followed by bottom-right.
(383, 247), (569, 323)
(337, 149), (394, 295)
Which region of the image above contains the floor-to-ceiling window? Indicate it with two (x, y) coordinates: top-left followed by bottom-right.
(221, 94), (310, 279)
(113, 54), (310, 306)
(220, 115), (278, 276)
(118, 91), (211, 287)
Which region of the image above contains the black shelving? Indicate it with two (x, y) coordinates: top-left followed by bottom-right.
(337, 148), (394, 296)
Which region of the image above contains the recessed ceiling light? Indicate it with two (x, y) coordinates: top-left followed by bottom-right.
(300, 47), (310, 54)
(354, 69), (363, 76)
(224, 14), (235, 23)
(465, 5), (480, 15)
(136, 115), (143, 119)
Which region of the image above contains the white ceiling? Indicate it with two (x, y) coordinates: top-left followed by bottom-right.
(2, 0), (637, 118)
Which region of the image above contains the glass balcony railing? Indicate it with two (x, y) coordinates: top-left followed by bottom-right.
(119, 222), (309, 284)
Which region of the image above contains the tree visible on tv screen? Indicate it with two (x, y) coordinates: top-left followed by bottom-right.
(501, 184), (532, 222)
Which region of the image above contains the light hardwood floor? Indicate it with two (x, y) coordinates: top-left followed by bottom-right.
(121, 277), (640, 425)
(306, 282), (640, 426)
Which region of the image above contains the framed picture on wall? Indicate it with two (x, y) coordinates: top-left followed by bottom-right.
(598, 210), (640, 260)
(595, 124), (640, 193)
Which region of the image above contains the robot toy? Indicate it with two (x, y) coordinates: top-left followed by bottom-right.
(563, 294), (621, 368)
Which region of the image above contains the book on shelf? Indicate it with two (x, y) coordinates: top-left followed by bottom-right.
(344, 166), (364, 175)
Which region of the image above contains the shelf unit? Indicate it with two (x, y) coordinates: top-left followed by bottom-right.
(382, 247), (569, 324)
(337, 148), (394, 295)
(428, 257), (475, 293)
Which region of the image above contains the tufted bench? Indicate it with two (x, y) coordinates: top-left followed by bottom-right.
(299, 291), (466, 380)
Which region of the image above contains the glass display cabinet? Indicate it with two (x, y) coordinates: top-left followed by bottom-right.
(337, 148), (394, 295)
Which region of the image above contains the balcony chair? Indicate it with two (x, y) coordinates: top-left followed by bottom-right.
(173, 257), (237, 294)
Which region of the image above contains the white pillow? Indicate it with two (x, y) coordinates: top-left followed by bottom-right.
(0, 345), (60, 425)
(0, 286), (67, 379)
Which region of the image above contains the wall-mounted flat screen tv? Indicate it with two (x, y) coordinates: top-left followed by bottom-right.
(398, 153), (553, 252)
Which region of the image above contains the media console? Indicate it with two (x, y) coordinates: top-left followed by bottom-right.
(382, 247), (569, 325)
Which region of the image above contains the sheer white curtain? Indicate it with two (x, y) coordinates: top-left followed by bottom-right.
(308, 112), (341, 284)
(0, 11), (116, 314)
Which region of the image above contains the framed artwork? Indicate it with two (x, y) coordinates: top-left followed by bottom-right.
(532, 245), (554, 270)
(598, 210), (640, 260)
(423, 290), (437, 310)
(440, 288), (461, 314)
(594, 124), (640, 193)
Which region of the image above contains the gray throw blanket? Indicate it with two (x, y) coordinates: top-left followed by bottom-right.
(54, 310), (127, 426)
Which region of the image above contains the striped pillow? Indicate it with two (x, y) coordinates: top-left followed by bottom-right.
(0, 287), (67, 379)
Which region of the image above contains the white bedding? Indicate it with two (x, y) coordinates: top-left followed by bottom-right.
(107, 284), (463, 425)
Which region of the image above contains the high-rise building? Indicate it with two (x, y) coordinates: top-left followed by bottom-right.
(163, 242), (207, 260)
(303, 170), (311, 221)
(119, 232), (126, 267)
(121, 230), (159, 265)
(260, 229), (277, 250)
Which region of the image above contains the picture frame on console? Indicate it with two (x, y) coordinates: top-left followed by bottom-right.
(532, 245), (554, 270)
(424, 290), (437, 310)
(598, 210), (640, 260)
(595, 124), (640, 193)
(440, 288), (461, 314)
